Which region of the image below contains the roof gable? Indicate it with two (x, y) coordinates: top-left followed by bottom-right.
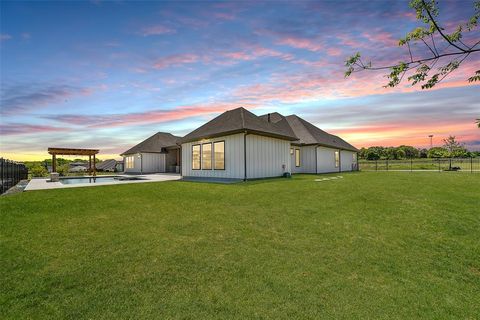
(286, 115), (358, 151)
(121, 132), (181, 155)
(180, 107), (298, 143)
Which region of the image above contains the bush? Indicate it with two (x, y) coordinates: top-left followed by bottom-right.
(30, 165), (47, 177)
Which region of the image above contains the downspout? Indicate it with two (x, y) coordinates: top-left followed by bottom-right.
(315, 145), (318, 174)
(140, 153), (143, 174)
(244, 131), (249, 181)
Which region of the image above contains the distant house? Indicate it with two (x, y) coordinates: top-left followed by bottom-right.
(120, 133), (181, 174)
(121, 107), (358, 180)
(96, 159), (123, 172)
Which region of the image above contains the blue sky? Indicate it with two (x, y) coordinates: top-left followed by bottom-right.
(1, 0), (479, 160)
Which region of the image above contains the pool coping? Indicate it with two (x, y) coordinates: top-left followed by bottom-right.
(25, 173), (181, 191)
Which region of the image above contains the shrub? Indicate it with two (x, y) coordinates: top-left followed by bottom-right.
(30, 165), (47, 177)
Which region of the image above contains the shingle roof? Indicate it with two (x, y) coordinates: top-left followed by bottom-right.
(285, 115), (358, 152)
(180, 107), (298, 143)
(121, 132), (181, 155)
(96, 159), (117, 170)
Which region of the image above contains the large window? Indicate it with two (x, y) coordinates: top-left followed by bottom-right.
(125, 156), (134, 169)
(202, 143), (212, 170)
(335, 151), (340, 168)
(192, 145), (201, 170)
(295, 149), (301, 167)
(352, 153), (357, 162)
(214, 141), (225, 170)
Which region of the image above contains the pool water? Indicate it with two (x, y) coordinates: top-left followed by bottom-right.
(59, 176), (146, 185)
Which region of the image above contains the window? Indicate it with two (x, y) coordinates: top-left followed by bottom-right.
(290, 148), (294, 155)
(214, 141), (225, 170)
(352, 153), (357, 162)
(192, 145), (201, 170)
(295, 149), (300, 167)
(202, 143), (212, 170)
(335, 151), (340, 168)
(125, 156), (134, 169)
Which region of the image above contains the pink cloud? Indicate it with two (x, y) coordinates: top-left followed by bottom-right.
(140, 25), (175, 36)
(153, 53), (199, 69)
(0, 124), (68, 136)
(277, 36), (322, 52)
(214, 12), (235, 20)
(362, 31), (398, 47)
(326, 47), (342, 56)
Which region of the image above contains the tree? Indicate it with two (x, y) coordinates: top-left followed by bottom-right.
(396, 149), (406, 159)
(427, 147), (448, 158)
(345, 0), (480, 89)
(442, 135), (468, 157)
(418, 148), (429, 158)
(365, 148), (382, 160)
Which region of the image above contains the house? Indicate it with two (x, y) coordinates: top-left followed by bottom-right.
(96, 159), (123, 172)
(120, 132), (181, 174)
(121, 107), (358, 180)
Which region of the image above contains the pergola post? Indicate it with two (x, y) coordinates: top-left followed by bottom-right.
(93, 154), (96, 176)
(52, 154), (57, 172)
(89, 155), (92, 176)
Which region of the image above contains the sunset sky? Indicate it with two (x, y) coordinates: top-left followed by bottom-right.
(1, 0), (479, 161)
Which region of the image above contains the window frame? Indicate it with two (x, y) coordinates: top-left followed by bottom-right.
(213, 140), (226, 170)
(202, 142), (213, 170)
(192, 144), (201, 170)
(334, 151), (340, 168)
(125, 156), (134, 169)
(290, 148), (294, 155)
(295, 148), (301, 167)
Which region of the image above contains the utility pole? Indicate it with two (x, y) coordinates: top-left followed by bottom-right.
(428, 135), (433, 148)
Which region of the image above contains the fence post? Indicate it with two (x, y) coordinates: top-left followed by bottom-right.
(438, 158), (441, 172)
(471, 157), (473, 173)
(1, 158), (3, 194)
(375, 160), (378, 171)
(386, 159), (389, 171)
(411, 158), (413, 172)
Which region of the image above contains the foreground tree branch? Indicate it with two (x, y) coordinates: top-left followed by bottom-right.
(345, 0), (480, 89)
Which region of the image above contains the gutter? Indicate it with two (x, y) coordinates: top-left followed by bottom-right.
(315, 145), (319, 174)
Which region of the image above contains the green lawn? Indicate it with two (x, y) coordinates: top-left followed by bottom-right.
(1, 172), (479, 319)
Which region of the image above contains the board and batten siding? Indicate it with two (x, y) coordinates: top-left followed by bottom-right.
(291, 145), (316, 174)
(182, 133), (291, 179)
(340, 150), (356, 172)
(181, 133), (244, 179)
(246, 134), (290, 179)
(316, 146), (339, 173)
(123, 153), (165, 173)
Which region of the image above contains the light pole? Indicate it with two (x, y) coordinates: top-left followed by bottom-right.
(428, 135), (433, 148)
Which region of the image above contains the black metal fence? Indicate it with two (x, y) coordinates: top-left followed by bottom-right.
(1, 158), (29, 194)
(358, 157), (480, 172)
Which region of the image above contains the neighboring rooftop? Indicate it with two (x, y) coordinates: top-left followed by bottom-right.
(180, 107), (298, 143)
(121, 132), (181, 155)
(96, 159), (117, 171)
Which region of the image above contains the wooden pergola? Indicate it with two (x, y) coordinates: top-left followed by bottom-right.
(48, 147), (99, 176)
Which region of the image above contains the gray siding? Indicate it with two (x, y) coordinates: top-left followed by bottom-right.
(246, 134), (290, 179)
(123, 153), (165, 173)
(181, 133), (244, 179)
(181, 133), (291, 179)
(316, 146), (339, 173)
(291, 145), (316, 174)
(340, 150), (357, 172)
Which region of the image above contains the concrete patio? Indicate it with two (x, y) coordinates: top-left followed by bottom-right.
(25, 173), (181, 191)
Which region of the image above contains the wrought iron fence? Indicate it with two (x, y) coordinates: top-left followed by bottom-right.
(358, 158), (480, 172)
(1, 158), (29, 194)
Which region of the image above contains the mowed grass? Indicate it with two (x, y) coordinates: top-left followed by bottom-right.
(1, 172), (479, 319)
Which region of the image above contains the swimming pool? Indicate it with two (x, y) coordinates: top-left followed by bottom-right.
(59, 176), (146, 185)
